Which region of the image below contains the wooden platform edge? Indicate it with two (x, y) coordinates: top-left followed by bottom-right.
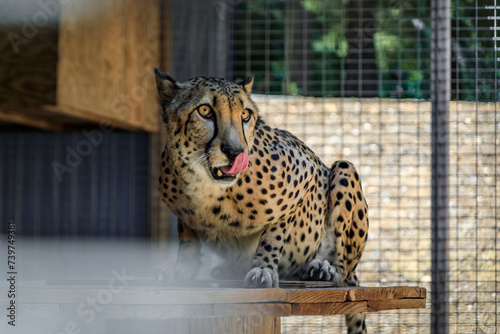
(291, 297), (426, 316)
(346, 286), (427, 302)
(286, 286), (426, 303)
(9, 285), (426, 319)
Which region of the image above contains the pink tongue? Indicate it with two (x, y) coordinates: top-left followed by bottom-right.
(220, 152), (249, 176)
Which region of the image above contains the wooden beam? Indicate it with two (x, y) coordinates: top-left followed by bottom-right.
(214, 303), (291, 317)
(0, 108), (65, 131)
(57, 0), (160, 133)
(292, 301), (368, 316)
(15, 287), (288, 305)
(43, 105), (146, 132)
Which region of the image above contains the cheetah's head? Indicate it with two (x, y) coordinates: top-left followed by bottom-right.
(155, 68), (258, 186)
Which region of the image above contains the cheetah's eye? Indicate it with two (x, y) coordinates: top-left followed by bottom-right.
(241, 109), (252, 122)
(198, 105), (213, 119)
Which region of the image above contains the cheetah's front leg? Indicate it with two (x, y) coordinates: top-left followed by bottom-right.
(244, 224), (285, 288)
(158, 219), (202, 282)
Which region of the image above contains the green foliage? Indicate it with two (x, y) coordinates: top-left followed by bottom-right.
(233, 0), (497, 101)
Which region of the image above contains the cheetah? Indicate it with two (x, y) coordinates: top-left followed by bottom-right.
(155, 68), (369, 333)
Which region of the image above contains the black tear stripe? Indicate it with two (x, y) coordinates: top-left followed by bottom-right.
(205, 114), (219, 157)
(213, 96), (217, 108)
(242, 120), (249, 149)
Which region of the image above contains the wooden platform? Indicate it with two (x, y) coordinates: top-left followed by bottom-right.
(13, 279), (426, 334)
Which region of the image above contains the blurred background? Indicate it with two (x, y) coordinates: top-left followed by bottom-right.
(0, 0), (498, 333)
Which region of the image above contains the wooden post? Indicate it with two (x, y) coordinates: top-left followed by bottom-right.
(430, 1), (450, 333)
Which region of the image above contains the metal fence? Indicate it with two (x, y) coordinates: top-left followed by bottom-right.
(169, 0), (499, 332)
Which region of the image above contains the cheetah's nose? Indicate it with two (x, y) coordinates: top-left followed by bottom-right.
(221, 143), (244, 161)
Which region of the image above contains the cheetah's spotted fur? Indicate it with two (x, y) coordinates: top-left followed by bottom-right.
(155, 68), (369, 333)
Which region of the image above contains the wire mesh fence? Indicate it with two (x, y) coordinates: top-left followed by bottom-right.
(169, 0), (499, 332)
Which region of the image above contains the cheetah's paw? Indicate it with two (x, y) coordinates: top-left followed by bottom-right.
(243, 267), (279, 288)
(157, 260), (199, 283)
(300, 259), (343, 284)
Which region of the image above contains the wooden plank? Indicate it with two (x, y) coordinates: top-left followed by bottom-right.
(57, 0), (160, 132)
(292, 301), (368, 316)
(366, 299), (427, 313)
(188, 316), (280, 334)
(15, 287), (287, 305)
(214, 303), (291, 317)
(60, 304), (213, 319)
(287, 286), (426, 303)
(190, 317), (244, 334)
(0, 2), (58, 109)
(286, 289), (349, 303)
(273, 316), (281, 334)
(43, 105), (144, 131)
(58, 0), (126, 123)
(105, 319), (191, 334)
(0, 108), (65, 131)
(11, 284), (426, 322)
(242, 316), (281, 334)
(167, 320), (191, 334)
(0, 59), (57, 109)
(124, 0), (161, 132)
(347, 286), (426, 302)
(60, 304), (135, 319)
(134, 305), (213, 319)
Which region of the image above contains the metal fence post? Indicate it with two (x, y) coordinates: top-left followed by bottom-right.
(431, 1), (450, 333)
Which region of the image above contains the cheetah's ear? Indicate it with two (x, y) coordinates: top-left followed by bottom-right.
(155, 68), (181, 106)
(238, 75), (254, 94)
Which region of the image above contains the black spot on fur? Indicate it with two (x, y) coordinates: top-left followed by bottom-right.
(303, 246), (310, 256)
(339, 161), (349, 169)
